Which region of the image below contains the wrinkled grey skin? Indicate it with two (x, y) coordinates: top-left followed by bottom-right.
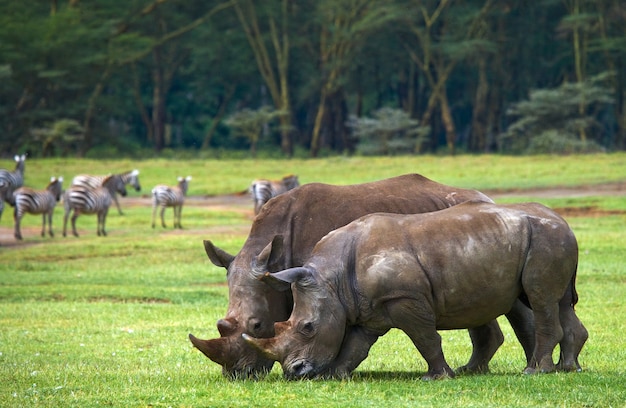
(244, 202), (588, 380)
(189, 174), (536, 379)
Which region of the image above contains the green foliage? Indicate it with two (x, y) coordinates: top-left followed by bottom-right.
(1, 156), (625, 407)
(349, 108), (428, 155)
(500, 75), (615, 154)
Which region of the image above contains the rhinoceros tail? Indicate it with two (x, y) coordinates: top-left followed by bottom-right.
(570, 259), (579, 308)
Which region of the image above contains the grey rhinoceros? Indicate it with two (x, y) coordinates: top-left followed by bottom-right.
(243, 201), (588, 380)
(189, 174), (539, 379)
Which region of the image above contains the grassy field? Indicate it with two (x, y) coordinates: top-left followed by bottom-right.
(1, 153), (625, 407)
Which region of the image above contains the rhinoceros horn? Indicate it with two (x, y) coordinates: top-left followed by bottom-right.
(241, 333), (281, 361)
(217, 317), (239, 337)
(188, 334), (232, 366)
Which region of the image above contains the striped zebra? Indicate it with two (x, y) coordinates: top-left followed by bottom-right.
(13, 177), (64, 240)
(151, 176), (192, 229)
(0, 154), (27, 222)
(63, 175), (127, 237)
(249, 174), (299, 214)
(71, 169), (140, 215)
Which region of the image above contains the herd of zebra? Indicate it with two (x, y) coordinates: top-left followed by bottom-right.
(0, 154), (300, 241)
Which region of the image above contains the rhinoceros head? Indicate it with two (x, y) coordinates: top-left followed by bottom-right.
(243, 266), (347, 379)
(189, 236), (291, 379)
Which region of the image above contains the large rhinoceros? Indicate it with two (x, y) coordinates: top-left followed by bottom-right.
(243, 201), (588, 380)
(189, 174), (536, 378)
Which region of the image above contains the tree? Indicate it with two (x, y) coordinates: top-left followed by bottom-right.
(348, 107), (428, 155)
(224, 106), (284, 157)
(500, 75), (614, 153)
(403, 0), (496, 155)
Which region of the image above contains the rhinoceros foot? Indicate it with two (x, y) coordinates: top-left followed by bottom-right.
(421, 367), (455, 381)
(455, 363), (490, 375)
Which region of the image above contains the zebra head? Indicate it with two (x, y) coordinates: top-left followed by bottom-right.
(47, 176), (64, 201)
(177, 176), (192, 196)
(14, 154), (26, 175)
(129, 169), (141, 192)
(102, 174), (127, 197)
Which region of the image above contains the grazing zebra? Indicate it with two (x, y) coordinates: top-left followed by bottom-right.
(13, 177), (64, 240)
(0, 154), (27, 222)
(249, 174), (299, 214)
(63, 175), (127, 237)
(151, 176), (192, 229)
(71, 169), (140, 215)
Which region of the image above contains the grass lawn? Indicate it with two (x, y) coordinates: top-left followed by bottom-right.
(1, 153), (625, 407)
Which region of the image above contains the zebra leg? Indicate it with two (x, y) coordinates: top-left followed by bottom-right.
(63, 208), (69, 237)
(101, 208), (109, 236)
(71, 211), (80, 237)
(114, 195), (123, 216)
(160, 206), (167, 228)
(151, 204), (157, 228)
(47, 211), (54, 238)
(13, 207), (22, 240)
(175, 205), (182, 229)
(41, 213), (46, 237)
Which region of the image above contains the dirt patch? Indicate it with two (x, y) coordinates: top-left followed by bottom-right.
(1, 183), (624, 248)
(551, 206), (626, 218)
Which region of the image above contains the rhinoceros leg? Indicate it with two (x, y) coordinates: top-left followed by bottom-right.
(322, 326), (382, 379)
(458, 320), (504, 374)
(556, 290), (588, 372)
(387, 298), (455, 380)
(524, 301), (562, 375)
(504, 299), (536, 365)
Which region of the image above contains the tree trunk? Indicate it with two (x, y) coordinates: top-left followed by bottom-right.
(439, 91), (456, 155)
(152, 48), (166, 152)
(310, 88), (328, 158)
(470, 57), (488, 152)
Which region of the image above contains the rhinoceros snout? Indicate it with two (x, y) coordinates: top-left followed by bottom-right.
(285, 360), (316, 380)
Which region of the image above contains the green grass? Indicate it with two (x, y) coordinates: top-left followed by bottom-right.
(1, 153), (625, 407)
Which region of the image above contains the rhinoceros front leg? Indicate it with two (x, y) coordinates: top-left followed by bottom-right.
(320, 326), (382, 379)
(387, 298), (454, 380)
(505, 299), (536, 365)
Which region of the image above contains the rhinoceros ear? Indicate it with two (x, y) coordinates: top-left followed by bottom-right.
(259, 267), (312, 291)
(204, 240), (236, 269)
(254, 235), (285, 273)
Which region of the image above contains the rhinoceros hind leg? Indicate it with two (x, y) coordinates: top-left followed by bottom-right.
(456, 320), (504, 374)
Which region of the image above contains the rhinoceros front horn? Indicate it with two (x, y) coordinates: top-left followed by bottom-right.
(189, 334), (231, 366)
(241, 333), (281, 362)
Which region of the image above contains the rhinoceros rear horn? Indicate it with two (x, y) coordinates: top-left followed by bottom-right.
(217, 318), (239, 336)
(241, 333), (281, 362)
(189, 334), (231, 366)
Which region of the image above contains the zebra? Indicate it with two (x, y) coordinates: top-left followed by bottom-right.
(63, 174), (127, 237)
(13, 177), (64, 240)
(0, 154), (27, 222)
(249, 174), (299, 214)
(151, 176), (192, 229)
(71, 169), (140, 215)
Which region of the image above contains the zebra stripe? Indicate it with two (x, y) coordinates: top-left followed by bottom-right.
(250, 174), (299, 214)
(0, 154), (27, 221)
(13, 177), (63, 240)
(71, 169), (140, 215)
(151, 176), (192, 229)
(63, 175), (124, 237)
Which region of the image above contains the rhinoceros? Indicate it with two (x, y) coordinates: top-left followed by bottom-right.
(243, 201), (588, 380)
(189, 174), (536, 378)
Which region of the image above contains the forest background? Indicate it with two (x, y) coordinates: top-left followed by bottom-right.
(1, 0), (625, 159)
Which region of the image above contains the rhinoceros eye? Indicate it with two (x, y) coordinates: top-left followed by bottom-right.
(299, 321), (315, 337)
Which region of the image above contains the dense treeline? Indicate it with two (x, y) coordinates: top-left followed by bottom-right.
(1, 0), (625, 158)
